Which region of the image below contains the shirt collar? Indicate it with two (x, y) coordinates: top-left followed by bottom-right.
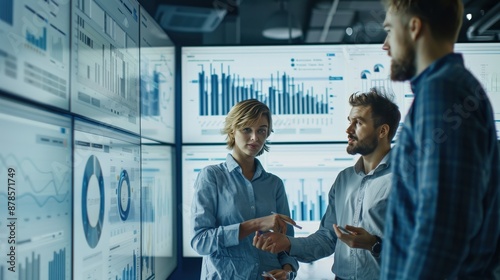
(411, 53), (464, 94)
(353, 150), (392, 175)
(226, 153), (264, 178)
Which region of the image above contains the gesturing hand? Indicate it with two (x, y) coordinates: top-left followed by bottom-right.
(333, 224), (377, 251)
(253, 231), (291, 254)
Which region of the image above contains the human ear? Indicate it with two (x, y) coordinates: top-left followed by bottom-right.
(408, 16), (422, 41)
(378, 124), (390, 139)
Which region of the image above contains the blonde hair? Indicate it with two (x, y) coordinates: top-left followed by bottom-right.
(221, 99), (273, 156)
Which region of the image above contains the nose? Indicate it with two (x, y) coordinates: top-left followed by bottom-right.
(346, 122), (355, 135)
(250, 131), (259, 141)
(382, 36), (390, 54)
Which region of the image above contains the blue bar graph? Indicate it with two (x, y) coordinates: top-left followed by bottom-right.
(48, 248), (66, 280)
(288, 178), (327, 222)
(24, 6), (48, 52)
(198, 64), (329, 116)
(141, 68), (160, 116)
(116, 251), (137, 280)
(0, 0), (13, 25)
(18, 251), (41, 280)
(26, 27), (47, 51)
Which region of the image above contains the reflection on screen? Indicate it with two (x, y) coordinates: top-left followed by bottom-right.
(141, 144), (176, 279)
(0, 98), (72, 279)
(140, 7), (175, 143)
(0, 0), (70, 109)
(71, 0), (140, 134)
(181, 45), (413, 143)
(73, 120), (140, 280)
(455, 42), (500, 138)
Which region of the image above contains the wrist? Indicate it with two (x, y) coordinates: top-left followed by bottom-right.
(282, 264), (293, 272)
(285, 236), (292, 253)
(371, 235), (382, 257)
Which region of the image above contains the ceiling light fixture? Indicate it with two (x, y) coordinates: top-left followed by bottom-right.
(262, 0), (302, 40)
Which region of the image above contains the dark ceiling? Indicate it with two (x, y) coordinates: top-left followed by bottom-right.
(139, 0), (500, 46)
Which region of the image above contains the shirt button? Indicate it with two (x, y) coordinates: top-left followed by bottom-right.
(251, 206), (255, 209)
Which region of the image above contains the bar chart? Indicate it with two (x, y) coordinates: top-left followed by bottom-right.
(48, 249), (66, 280)
(0, 0), (70, 109)
(0, 100), (73, 280)
(0, 0), (13, 25)
(140, 47), (175, 143)
(197, 64), (330, 117)
(71, 0), (140, 134)
(182, 45), (349, 143)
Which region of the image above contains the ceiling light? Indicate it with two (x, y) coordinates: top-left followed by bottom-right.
(262, 1), (302, 40)
(345, 27), (353, 36)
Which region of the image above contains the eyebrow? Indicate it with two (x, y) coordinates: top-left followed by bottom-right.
(348, 116), (367, 122)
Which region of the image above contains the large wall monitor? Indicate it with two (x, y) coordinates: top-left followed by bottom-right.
(181, 143), (359, 279)
(139, 7), (176, 144)
(0, 97), (72, 279)
(265, 143), (359, 280)
(73, 119), (141, 280)
(181, 45), (413, 143)
(0, 0), (71, 109)
(71, 0), (140, 134)
(455, 42), (500, 138)
(141, 144), (176, 279)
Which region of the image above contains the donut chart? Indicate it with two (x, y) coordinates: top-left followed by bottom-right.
(118, 169), (131, 221)
(82, 155), (105, 248)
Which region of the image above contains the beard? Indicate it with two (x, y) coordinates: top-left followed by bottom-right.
(346, 133), (379, 156)
(390, 36), (417, 81)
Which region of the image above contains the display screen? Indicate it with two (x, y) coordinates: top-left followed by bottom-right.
(70, 0), (140, 134)
(139, 7), (176, 144)
(141, 144), (176, 279)
(180, 143), (359, 278)
(455, 42), (500, 138)
(73, 119), (141, 280)
(181, 45), (413, 143)
(0, 97), (72, 279)
(265, 143), (359, 279)
(0, 0), (71, 109)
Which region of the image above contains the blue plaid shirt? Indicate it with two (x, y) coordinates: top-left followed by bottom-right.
(380, 53), (500, 279)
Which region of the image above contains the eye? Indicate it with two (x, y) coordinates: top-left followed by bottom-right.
(241, 128), (251, 134)
(257, 128), (267, 135)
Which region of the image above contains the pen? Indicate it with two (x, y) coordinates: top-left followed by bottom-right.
(271, 211), (303, 229)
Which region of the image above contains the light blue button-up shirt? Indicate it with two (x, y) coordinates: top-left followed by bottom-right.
(191, 154), (299, 280)
(288, 152), (392, 280)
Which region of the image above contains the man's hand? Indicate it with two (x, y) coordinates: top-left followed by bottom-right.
(256, 214), (288, 234)
(333, 224), (377, 251)
(253, 231), (291, 254)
